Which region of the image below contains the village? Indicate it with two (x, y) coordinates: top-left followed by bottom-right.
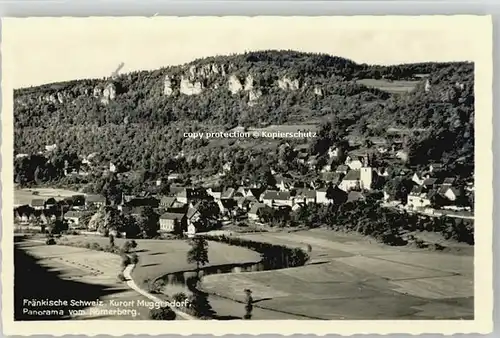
(14, 138), (475, 238)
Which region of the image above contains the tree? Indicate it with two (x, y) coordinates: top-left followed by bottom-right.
(109, 234), (115, 247)
(138, 207), (160, 238)
(243, 289), (253, 320)
(186, 238), (209, 275)
(149, 307), (176, 320)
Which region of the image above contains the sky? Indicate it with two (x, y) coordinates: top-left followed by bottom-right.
(2, 16), (486, 89)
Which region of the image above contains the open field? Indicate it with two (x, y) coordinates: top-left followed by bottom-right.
(59, 235), (307, 319)
(58, 235), (261, 288)
(200, 229), (474, 320)
(20, 229), (473, 320)
(356, 78), (420, 94)
(14, 238), (154, 320)
(14, 188), (82, 206)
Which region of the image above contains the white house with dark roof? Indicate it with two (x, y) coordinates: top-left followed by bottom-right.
(159, 212), (186, 233)
(248, 203), (268, 221)
(31, 199), (46, 210)
(261, 190), (293, 207)
(429, 163), (444, 173)
(206, 186), (223, 200)
(339, 170), (361, 192)
(407, 186), (433, 209)
(85, 194), (106, 209)
(294, 189), (316, 205)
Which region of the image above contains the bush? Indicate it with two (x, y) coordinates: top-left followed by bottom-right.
(121, 254), (131, 268)
(45, 238), (56, 245)
(149, 279), (165, 294)
(172, 292), (188, 303)
(130, 253), (139, 264)
(149, 307), (176, 320)
(117, 273), (126, 281)
(122, 240), (132, 253)
(90, 242), (102, 251)
(130, 240), (138, 249)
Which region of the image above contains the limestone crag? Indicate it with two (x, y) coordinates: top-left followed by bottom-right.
(180, 76), (204, 96)
(278, 76), (301, 91)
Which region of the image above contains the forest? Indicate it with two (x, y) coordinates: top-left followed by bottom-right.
(13, 50), (474, 187)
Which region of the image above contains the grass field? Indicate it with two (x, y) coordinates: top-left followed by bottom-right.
(14, 239), (154, 320)
(356, 78), (420, 94)
(15, 188), (82, 206)
(58, 235), (261, 289)
(200, 229), (474, 320)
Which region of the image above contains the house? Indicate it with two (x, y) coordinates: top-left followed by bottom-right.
(422, 178), (439, 190)
(294, 189), (316, 205)
(275, 176), (293, 191)
(307, 156), (318, 170)
(167, 173), (181, 181)
(186, 203), (202, 228)
(169, 184), (186, 196)
(347, 191), (365, 203)
(246, 188), (263, 200)
(339, 170), (361, 192)
(261, 191), (293, 207)
(316, 187), (331, 204)
(31, 199), (46, 210)
(407, 186), (433, 209)
(186, 223), (197, 238)
(320, 158), (336, 173)
(206, 186), (223, 200)
(327, 146), (339, 158)
(443, 187), (463, 202)
(376, 168), (390, 178)
(248, 203), (268, 221)
(412, 172), (426, 186)
(221, 187), (236, 200)
(442, 177), (456, 186)
(222, 162), (232, 173)
(429, 163), (444, 173)
(321, 172), (343, 185)
(69, 195), (86, 210)
(122, 197), (159, 209)
(345, 156), (364, 170)
(217, 199), (237, 215)
(85, 195), (107, 208)
(336, 165), (349, 174)
(236, 196), (258, 211)
(159, 196), (180, 210)
(176, 188), (209, 204)
(122, 206), (145, 218)
(297, 152), (309, 164)
(159, 212), (186, 233)
(45, 198), (57, 209)
(64, 211), (92, 228)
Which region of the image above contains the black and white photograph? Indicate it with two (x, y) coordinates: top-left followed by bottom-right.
(1, 16), (493, 335)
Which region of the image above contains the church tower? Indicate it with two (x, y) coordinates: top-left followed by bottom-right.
(360, 153), (373, 190)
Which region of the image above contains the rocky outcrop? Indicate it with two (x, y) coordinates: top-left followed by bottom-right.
(244, 75), (254, 91)
(248, 89), (262, 107)
(314, 87), (323, 96)
(163, 75), (174, 96)
(180, 76), (203, 96)
(228, 75), (243, 94)
(278, 76), (300, 91)
(101, 83), (117, 105)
